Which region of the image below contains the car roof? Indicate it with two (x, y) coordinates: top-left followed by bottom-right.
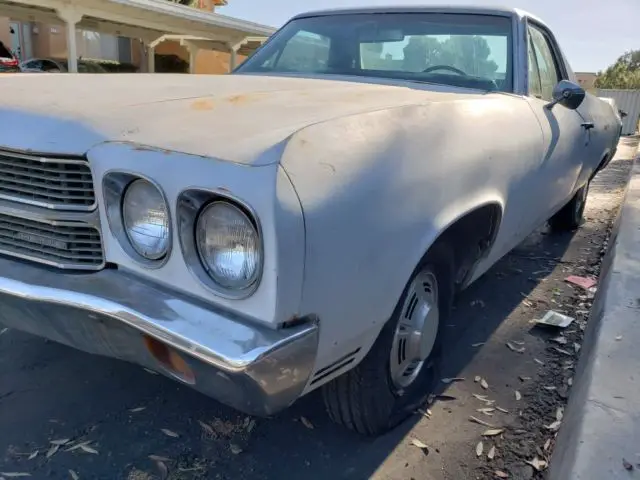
(291, 5), (539, 22)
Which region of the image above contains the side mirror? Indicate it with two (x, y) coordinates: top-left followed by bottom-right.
(545, 80), (586, 111)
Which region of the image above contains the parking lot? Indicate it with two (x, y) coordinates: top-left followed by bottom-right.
(0, 137), (637, 480)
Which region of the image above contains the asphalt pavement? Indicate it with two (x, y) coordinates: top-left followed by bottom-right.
(0, 137), (637, 480)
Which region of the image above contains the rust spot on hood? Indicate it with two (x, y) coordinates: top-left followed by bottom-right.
(191, 98), (215, 111)
(226, 92), (267, 105)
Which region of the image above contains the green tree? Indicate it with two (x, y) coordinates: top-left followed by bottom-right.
(595, 50), (640, 89)
(168, 0), (200, 7)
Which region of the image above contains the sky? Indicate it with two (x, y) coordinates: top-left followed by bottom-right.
(222, 0), (639, 73)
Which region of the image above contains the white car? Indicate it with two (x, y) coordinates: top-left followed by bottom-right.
(0, 6), (619, 435)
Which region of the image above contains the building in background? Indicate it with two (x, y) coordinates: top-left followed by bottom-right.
(576, 72), (598, 92)
(0, 0), (250, 73)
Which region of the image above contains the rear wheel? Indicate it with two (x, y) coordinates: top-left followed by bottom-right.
(548, 182), (589, 232)
(322, 244), (453, 436)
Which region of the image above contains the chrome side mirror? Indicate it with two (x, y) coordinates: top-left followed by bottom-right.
(545, 80), (586, 110)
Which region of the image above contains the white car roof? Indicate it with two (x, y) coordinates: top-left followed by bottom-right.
(291, 5), (540, 22)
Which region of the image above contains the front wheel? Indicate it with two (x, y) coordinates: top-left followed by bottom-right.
(322, 245), (453, 436)
(548, 182), (589, 232)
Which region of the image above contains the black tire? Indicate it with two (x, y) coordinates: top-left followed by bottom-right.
(548, 183), (589, 233)
(322, 244), (454, 436)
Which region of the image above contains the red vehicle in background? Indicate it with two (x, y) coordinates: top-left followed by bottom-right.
(0, 40), (20, 73)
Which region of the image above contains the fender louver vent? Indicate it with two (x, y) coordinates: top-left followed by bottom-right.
(310, 348), (361, 386)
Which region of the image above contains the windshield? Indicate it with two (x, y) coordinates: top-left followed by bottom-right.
(236, 13), (513, 92)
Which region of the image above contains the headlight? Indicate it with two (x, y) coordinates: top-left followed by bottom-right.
(122, 179), (170, 260)
(195, 202), (261, 289)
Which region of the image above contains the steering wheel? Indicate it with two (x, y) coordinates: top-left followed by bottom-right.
(422, 65), (468, 76)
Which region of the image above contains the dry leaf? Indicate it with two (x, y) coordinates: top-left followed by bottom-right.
(496, 407), (509, 414)
(470, 416), (494, 427)
(556, 407), (564, 422)
(534, 358), (545, 366)
(0, 474), (31, 478)
(229, 444), (242, 455)
(441, 377), (465, 384)
(46, 445), (60, 459)
(481, 378), (489, 389)
(477, 408), (495, 416)
(488, 445), (496, 460)
(300, 417), (314, 430)
(474, 376), (481, 382)
(476, 441), (484, 457)
(27, 451), (38, 460)
(526, 457), (548, 471)
(161, 429), (179, 438)
(519, 376), (532, 382)
(494, 470), (509, 478)
(623, 458), (634, 471)
(554, 347), (573, 356)
(515, 390), (522, 401)
(50, 439), (70, 446)
(546, 420), (562, 431)
(68, 470), (79, 480)
(410, 438), (429, 450)
(79, 445), (98, 455)
(574, 343), (581, 353)
(156, 461), (168, 480)
(483, 429), (505, 437)
(246, 419), (256, 433)
(506, 342), (525, 353)
(66, 441), (92, 452)
(544, 386), (557, 391)
(198, 421), (214, 436)
(551, 336), (567, 345)
(568, 377), (573, 386)
(129, 407), (146, 413)
(149, 455), (171, 462)
(616, 336), (623, 341)
(544, 439), (551, 451)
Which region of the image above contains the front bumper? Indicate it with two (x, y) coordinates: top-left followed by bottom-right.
(0, 257), (318, 416)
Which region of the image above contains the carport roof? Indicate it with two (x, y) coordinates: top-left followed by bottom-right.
(0, 0), (276, 42)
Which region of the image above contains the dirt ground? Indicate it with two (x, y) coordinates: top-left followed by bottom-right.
(0, 137), (637, 480)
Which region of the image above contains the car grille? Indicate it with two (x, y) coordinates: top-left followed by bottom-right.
(0, 151), (95, 211)
(0, 213), (104, 270)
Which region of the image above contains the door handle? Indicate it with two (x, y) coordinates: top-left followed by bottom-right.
(581, 122), (595, 130)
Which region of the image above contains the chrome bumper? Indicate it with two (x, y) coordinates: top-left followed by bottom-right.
(0, 257), (319, 416)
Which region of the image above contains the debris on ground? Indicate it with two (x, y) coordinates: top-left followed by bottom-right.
(535, 310), (575, 328)
(565, 275), (597, 291)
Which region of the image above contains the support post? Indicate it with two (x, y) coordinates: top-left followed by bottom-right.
(148, 46), (155, 73)
(57, 7), (83, 73)
(188, 45), (198, 74)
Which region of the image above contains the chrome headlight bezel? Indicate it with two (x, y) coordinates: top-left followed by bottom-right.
(103, 172), (172, 268)
(176, 189), (263, 299)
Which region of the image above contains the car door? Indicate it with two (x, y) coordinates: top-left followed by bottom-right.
(524, 22), (589, 225)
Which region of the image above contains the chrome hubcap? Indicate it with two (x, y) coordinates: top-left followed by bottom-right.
(389, 270), (440, 390)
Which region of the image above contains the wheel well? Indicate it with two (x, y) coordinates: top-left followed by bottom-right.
(432, 204), (502, 288)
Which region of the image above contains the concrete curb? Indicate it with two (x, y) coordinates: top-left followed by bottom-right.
(549, 142), (640, 480)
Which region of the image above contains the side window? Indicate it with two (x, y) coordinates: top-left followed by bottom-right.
(528, 25), (562, 101)
(527, 39), (542, 98)
(269, 31), (330, 72)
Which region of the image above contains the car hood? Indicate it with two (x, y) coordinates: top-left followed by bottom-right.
(0, 73), (479, 165)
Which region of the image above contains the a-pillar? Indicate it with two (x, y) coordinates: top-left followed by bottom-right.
(57, 6), (83, 73)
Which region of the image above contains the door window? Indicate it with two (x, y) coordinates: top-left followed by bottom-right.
(527, 25), (561, 101)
